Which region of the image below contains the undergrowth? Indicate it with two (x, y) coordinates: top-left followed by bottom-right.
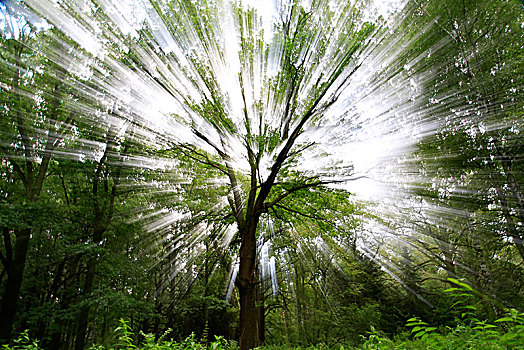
(362, 278), (524, 349)
(3, 279), (523, 350)
(1, 321), (236, 350)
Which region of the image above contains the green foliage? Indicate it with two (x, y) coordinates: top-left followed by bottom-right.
(116, 319), (137, 349)
(360, 279), (524, 349)
(443, 278), (478, 322)
(496, 309), (524, 348)
(405, 318), (438, 342)
(1, 331), (40, 350)
(112, 319), (236, 350)
(2, 321), (237, 350)
(361, 326), (390, 349)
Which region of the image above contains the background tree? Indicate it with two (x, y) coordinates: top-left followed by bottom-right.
(0, 14), (76, 338)
(381, 0), (524, 319)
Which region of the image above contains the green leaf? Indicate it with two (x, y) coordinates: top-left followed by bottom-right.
(500, 333), (518, 341)
(447, 277), (461, 285)
(462, 305), (477, 310)
(483, 324), (498, 329)
(451, 301), (464, 308)
(413, 330), (426, 338)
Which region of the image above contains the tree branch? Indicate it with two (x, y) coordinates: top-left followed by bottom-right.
(176, 144), (228, 176)
(285, 142), (316, 161)
(263, 176), (365, 212)
(0, 147), (27, 187)
(191, 130), (245, 223)
(192, 128), (227, 159)
(274, 203), (325, 222)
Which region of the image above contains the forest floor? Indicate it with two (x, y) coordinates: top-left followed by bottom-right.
(3, 326), (522, 350)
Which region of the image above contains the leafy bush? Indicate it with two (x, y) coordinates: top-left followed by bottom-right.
(360, 278), (524, 349)
(1, 330), (40, 350)
(2, 320), (236, 350)
(4, 281), (523, 350)
(114, 319), (236, 350)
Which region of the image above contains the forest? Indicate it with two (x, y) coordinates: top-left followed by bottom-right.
(0, 0), (523, 349)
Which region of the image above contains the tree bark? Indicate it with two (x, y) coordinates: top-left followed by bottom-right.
(75, 127), (125, 349)
(0, 35), (68, 341)
(256, 280), (265, 345)
(237, 219), (260, 350)
(0, 228), (30, 340)
(74, 256), (97, 350)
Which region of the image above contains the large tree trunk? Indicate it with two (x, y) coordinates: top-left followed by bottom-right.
(0, 228), (30, 340)
(238, 283), (257, 350)
(237, 218), (260, 350)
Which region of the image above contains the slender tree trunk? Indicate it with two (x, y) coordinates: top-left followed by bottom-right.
(256, 281), (265, 345)
(0, 36), (68, 341)
(203, 242), (210, 345)
(293, 264), (306, 345)
(0, 43), (28, 341)
(75, 218), (105, 350)
(282, 310), (289, 346)
(74, 256), (97, 350)
(153, 278), (162, 339)
(0, 228), (30, 340)
(442, 248), (457, 278)
(75, 127), (124, 349)
(490, 172), (524, 261)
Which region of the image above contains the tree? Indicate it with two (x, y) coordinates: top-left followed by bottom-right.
(2, 0), (523, 347)
(414, 0), (524, 262)
(14, 0), (377, 347)
(73, 120), (133, 350)
(13, 0), (524, 347)
(0, 10), (77, 338)
(116, 1), (375, 348)
(0, 4), (162, 344)
(388, 0), (524, 313)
